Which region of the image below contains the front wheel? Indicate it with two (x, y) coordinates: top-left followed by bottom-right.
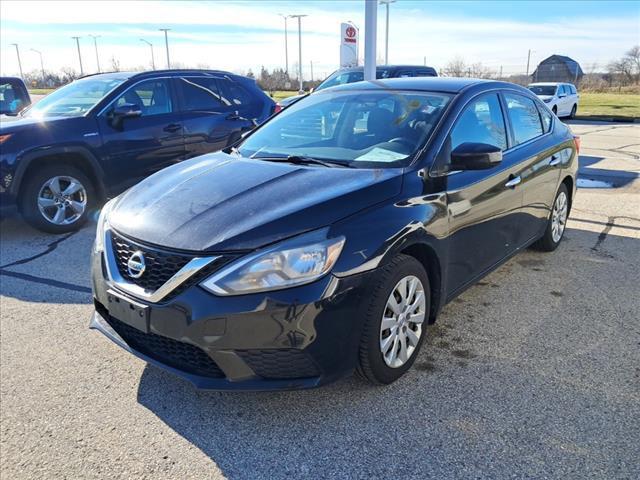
(357, 254), (430, 385)
(533, 183), (569, 252)
(20, 164), (96, 234)
(552, 105), (558, 115)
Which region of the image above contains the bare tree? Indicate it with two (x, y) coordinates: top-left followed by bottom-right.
(624, 45), (640, 83)
(109, 56), (121, 72)
(441, 57), (467, 77)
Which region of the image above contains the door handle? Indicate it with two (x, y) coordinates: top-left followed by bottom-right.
(163, 123), (182, 133)
(549, 155), (561, 167)
(226, 112), (241, 120)
(505, 175), (521, 188)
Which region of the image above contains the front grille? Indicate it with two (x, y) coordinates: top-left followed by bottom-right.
(105, 316), (225, 378)
(236, 349), (321, 379)
(111, 232), (192, 291)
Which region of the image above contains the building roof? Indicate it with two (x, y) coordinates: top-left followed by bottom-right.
(535, 55), (584, 77)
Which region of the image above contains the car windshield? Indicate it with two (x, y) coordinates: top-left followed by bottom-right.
(528, 85), (557, 96)
(22, 77), (126, 118)
(316, 69), (393, 91)
(237, 89), (452, 168)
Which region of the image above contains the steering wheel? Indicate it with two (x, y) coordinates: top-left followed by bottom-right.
(388, 137), (414, 149)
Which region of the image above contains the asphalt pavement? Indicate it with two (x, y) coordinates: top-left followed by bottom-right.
(1, 121), (639, 479)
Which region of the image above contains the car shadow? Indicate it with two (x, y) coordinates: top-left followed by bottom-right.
(134, 223), (640, 478)
(578, 154), (638, 188)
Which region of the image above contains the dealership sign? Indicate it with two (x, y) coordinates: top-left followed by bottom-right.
(340, 22), (359, 68)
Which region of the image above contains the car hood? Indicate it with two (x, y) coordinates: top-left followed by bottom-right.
(109, 153), (403, 252)
(0, 115), (76, 132)
(536, 95), (555, 102)
(279, 94), (306, 107)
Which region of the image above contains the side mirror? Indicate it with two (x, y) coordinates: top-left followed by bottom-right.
(109, 103), (142, 128)
(450, 142), (502, 170)
(558, 93), (566, 98)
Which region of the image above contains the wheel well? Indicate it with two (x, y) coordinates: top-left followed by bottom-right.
(17, 153), (105, 203)
(400, 243), (442, 324)
(561, 175), (574, 214)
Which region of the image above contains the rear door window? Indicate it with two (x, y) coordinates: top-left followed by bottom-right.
(218, 79), (253, 108)
(450, 93), (508, 152)
(504, 92), (544, 145)
(537, 103), (553, 133)
(177, 76), (225, 111)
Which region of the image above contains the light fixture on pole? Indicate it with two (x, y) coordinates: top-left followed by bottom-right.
(71, 36), (84, 75)
(277, 14), (289, 74)
(88, 34), (101, 73)
(379, 0), (396, 65)
(140, 39), (156, 70)
(159, 28), (171, 69)
(289, 14), (307, 93)
(363, 0), (377, 81)
(30, 48), (46, 82)
(10, 43), (23, 79)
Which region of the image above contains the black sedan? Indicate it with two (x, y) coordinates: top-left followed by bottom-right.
(90, 77), (578, 390)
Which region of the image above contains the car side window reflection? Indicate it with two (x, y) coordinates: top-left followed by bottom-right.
(115, 79), (172, 116)
(449, 93), (508, 152)
(505, 93), (544, 145)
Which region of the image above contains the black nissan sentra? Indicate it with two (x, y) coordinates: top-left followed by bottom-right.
(91, 78), (578, 390)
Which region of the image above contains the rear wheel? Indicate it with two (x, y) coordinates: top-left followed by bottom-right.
(569, 104), (577, 119)
(532, 183), (569, 252)
(20, 164), (96, 233)
(357, 254), (430, 385)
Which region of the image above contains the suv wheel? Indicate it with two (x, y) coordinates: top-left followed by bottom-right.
(357, 254), (430, 385)
(20, 164), (95, 233)
(533, 183), (569, 252)
(552, 105), (558, 115)
(569, 104), (577, 119)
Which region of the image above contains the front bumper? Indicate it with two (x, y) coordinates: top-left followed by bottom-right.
(90, 247), (374, 391)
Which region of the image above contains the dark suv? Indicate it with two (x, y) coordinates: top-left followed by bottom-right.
(0, 70), (275, 233)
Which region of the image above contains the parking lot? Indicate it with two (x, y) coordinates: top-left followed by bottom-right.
(1, 121), (639, 479)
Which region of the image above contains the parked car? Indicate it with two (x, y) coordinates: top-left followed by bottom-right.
(0, 76), (31, 116)
(91, 77), (578, 391)
(0, 70), (275, 233)
(528, 82), (579, 118)
(277, 64), (438, 109)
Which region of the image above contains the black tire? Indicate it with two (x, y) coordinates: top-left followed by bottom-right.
(532, 183), (569, 252)
(552, 105), (558, 115)
(569, 104), (577, 119)
(20, 164), (96, 234)
(356, 254), (431, 385)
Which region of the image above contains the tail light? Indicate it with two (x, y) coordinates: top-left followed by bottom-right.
(273, 103), (282, 115)
(573, 135), (581, 153)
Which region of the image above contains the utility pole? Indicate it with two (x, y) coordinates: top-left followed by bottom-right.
(71, 36), (84, 75)
(159, 28), (171, 68)
(310, 60), (314, 81)
(89, 34), (101, 73)
(363, 0), (377, 81)
(289, 14), (307, 93)
(10, 44), (23, 78)
(140, 39), (156, 70)
(500, 65), (503, 79)
(423, 56), (426, 66)
(379, 0), (395, 65)
(278, 14), (289, 73)
(526, 49), (533, 77)
(30, 49), (45, 83)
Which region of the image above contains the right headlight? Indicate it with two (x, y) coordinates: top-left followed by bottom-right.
(200, 232), (345, 296)
(93, 198), (116, 253)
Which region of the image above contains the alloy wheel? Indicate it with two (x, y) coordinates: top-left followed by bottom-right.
(379, 275), (426, 368)
(551, 191), (568, 243)
(37, 175), (88, 226)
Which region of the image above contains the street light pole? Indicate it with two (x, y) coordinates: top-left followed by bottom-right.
(89, 34), (101, 73)
(159, 28), (171, 69)
(363, 0), (377, 81)
(278, 14), (289, 73)
(10, 44), (23, 79)
(379, 0), (395, 65)
(140, 39), (156, 70)
(71, 36), (84, 75)
(289, 14), (307, 93)
(30, 49), (45, 83)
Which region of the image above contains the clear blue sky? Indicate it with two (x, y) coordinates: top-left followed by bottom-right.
(1, 1), (638, 77)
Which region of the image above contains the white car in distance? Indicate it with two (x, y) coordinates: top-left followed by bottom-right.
(528, 82), (580, 118)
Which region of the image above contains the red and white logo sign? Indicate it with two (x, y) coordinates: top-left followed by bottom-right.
(346, 26), (356, 38)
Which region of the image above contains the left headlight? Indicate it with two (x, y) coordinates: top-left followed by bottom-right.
(200, 233), (345, 296)
(93, 198), (116, 253)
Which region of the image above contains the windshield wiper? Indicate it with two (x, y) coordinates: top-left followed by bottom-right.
(256, 155), (352, 168)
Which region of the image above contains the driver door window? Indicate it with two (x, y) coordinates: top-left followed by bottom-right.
(115, 79), (172, 116)
(449, 93), (508, 154)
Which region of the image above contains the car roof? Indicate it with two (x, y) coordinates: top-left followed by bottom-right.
(338, 64), (436, 72)
(0, 76), (26, 83)
(78, 69), (235, 82)
(326, 77), (494, 94)
(528, 82), (565, 86)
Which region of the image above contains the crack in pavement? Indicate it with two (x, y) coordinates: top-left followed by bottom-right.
(0, 231), (78, 269)
(0, 269), (91, 294)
